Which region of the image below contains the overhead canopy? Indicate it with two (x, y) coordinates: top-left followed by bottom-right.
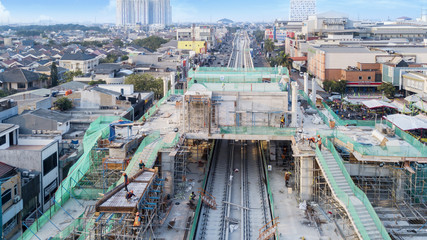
(384, 114), (427, 131)
(362, 100), (397, 109)
(413, 101), (426, 112)
(405, 94), (421, 103)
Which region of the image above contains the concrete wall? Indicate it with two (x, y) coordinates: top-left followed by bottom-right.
(210, 91), (288, 128)
(0, 150), (42, 171)
(0, 127), (18, 150)
(4, 114), (58, 134)
(0, 106), (18, 122)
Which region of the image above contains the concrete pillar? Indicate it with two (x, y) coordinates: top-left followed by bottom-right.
(291, 82), (298, 127)
(163, 78), (168, 97)
(304, 73), (309, 95)
(170, 72), (176, 93)
(300, 156), (314, 201)
(395, 170), (405, 202)
(311, 78), (317, 104)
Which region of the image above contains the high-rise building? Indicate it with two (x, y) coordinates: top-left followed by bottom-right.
(116, 0), (171, 27)
(289, 0), (316, 21)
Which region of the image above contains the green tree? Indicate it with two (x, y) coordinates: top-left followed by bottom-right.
(88, 79), (106, 86)
(323, 80), (334, 93)
(334, 80), (347, 96)
(378, 82), (396, 98)
(125, 74), (164, 99)
(121, 55), (129, 61)
(264, 38), (274, 53)
(132, 36), (169, 52)
(63, 70), (83, 82)
(50, 62), (59, 87)
(253, 30), (265, 43)
(113, 39), (124, 47)
(54, 97), (73, 111)
(100, 54), (119, 63)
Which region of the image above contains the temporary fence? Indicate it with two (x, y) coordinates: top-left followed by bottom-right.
(220, 126), (296, 136)
(384, 120), (427, 156)
(318, 129), (425, 158)
(259, 141), (279, 240)
(188, 67), (288, 84)
(21, 116), (120, 240)
(299, 90), (329, 124)
(322, 102), (376, 127)
(189, 140), (216, 240)
(315, 139), (391, 240)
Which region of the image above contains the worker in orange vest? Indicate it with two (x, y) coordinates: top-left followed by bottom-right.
(132, 212), (141, 234)
(317, 136), (322, 151)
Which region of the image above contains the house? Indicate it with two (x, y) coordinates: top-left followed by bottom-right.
(4, 89), (53, 114)
(0, 99), (18, 123)
(0, 124), (59, 212)
(4, 108), (71, 135)
(0, 68), (47, 91)
(59, 53), (99, 73)
(0, 162), (23, 240)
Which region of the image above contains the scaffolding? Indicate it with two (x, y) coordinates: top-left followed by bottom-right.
(173, 148), (189, 198)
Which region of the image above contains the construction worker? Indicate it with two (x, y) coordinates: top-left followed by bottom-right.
(189, 192), (196, 201)
(139, 160), (145, 170)
(132, 212), (141, 235)
(123, 172), (129, 191)
(307, 137), (316, 147)
(285, 172), (291, 187)
(126, 190), (136, 201)
(317, 136), (322, 151)
(280, 115), (285, 128)
(142, 116), (146, 123)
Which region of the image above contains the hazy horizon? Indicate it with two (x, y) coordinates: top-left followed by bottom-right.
(0, 0), (426, 25)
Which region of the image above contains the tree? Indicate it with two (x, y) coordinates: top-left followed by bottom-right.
(323, 80), (334, 93)
(113, 39), (124, 47)
(132, 36), (169, 52)
(88, 79), (106, 86)
(63, 70), (83, 82)
(54, 97), (73, 111)
(50, 62), (59, 87)
(125, 74), (164, 99)
(121, 55), (129, 61)
(378, 82), (396, 98)
(264, 38), (274, 54)
(99, 54), (118, 63)
(334, 80), (347, 96)
(253, 30), (265, 43)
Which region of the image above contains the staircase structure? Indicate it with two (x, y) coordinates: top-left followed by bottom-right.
(315, 141), (391, 240)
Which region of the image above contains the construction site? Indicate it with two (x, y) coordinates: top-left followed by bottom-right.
(20, 33), (427, 240)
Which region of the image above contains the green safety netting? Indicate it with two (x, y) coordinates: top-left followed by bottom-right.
(21, 116), (120, 240)
(189, 140), (215, 239)
(318, 129), (426, 158)
(316, 139), (391, 240)
(220, 126), (296, 136)
(299, 90), (329, 124)
(188, 67), (288, 84)
(322, 102), (376, 127)
(259, 141), (278, 240)
(383, 121), (427, 156)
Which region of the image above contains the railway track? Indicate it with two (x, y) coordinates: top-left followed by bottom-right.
(195, 140), (271, 240)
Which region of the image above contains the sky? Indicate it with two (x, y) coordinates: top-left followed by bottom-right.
(0, 0), (426, 24)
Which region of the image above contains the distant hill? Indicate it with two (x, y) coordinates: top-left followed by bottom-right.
(217, 18), (234, 24)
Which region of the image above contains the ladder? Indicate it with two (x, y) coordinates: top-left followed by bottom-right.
(198, 188), (217, 210)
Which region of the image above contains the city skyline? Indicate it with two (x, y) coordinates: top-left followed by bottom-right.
(0, 0), (426, 24)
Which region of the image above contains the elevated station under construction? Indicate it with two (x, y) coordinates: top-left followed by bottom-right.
(21, 66), (427, 240)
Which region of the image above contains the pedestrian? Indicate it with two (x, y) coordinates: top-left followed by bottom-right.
(126, 190), (136, 201)
(280, 114), (285, 128)
(285, 172), (291, 187)
(123, 172), (129, 191)
(139, 160), (145, 170)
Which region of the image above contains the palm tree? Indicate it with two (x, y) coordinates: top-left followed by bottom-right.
(264, 39), (274, 55)
(277, 52), (293, 73)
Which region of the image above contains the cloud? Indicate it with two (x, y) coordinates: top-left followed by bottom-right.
(0, 1), (10, 23)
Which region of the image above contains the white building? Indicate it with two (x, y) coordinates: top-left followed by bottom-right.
(289, 0), (316, 21)
(302, 11), (352, 36)
(116, 0), (172, 27)
(59, 53), (99, 73)
(0, 124), (60, 212)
